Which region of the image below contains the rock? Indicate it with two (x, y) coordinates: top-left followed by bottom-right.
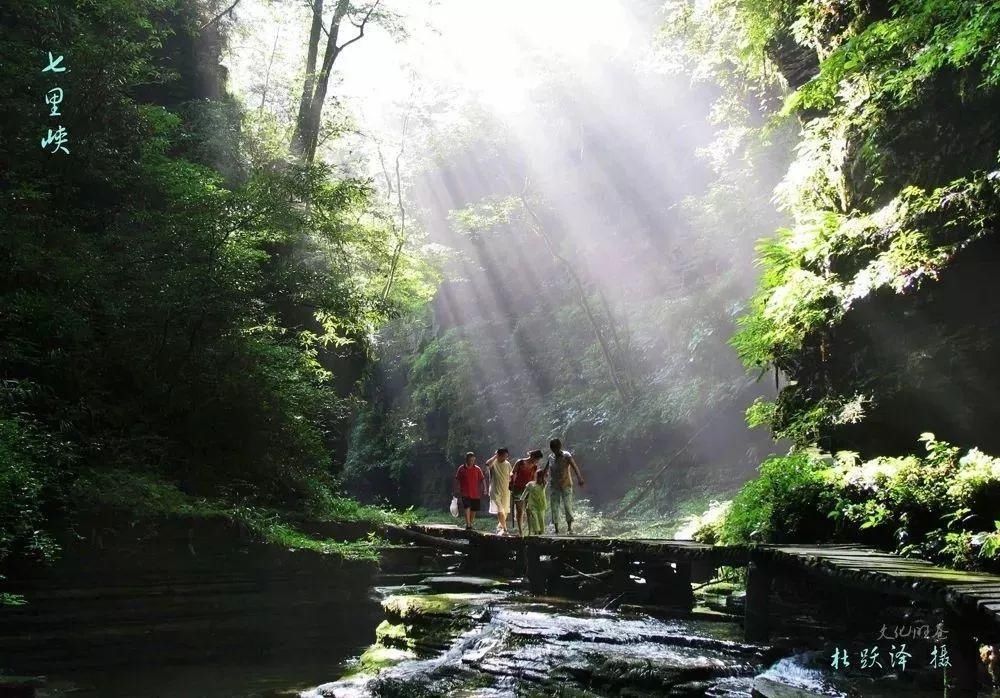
(341, 645), (415, 678)
(726, 590), (746, 613)
(372, 583), (432, 598)
(382, 593), (490, 623)
(419, 575), (507, 592)
(0, 676), (43, 698)
(752, 675), (845, 698)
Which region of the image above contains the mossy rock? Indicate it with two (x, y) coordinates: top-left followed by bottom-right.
(374, 619), (410, 649)
(342, 645), (415, 678)
(377, 594), (494, 657)
(373, 619), (454, 654)
(752, 676), (836, 698)
(568, 655), (719, 691)
(381, 593), (489, 624)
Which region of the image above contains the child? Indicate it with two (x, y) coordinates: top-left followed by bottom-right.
(522, 469), (548, 536)
(510, 449), (544, 536)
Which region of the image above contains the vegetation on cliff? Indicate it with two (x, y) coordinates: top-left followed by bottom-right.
(0, 0), (426, 577)
(674, 0), (1000, 565)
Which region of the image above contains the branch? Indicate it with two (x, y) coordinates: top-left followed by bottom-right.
(258, 28), (281, 113)
(560, 561), (612, 582)
(380, 89), (415, 302)
(520, 188), (631, 401)
(375, 141), (394, 192)
(338, 0), (381, 51)
(200, 0), (244, 30)
(607, 414), (721, 520)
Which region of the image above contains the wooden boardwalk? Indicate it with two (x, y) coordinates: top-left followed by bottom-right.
(407, 526), (1000, 621)
(408, 523), (748, 564)
(397, 523), (1000, 692)
(756, 543), (1000, 629)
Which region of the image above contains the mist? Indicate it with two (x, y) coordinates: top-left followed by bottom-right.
(225, 0), (789, 515)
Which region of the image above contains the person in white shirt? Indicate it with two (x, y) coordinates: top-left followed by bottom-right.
(484, 448), (513, 535)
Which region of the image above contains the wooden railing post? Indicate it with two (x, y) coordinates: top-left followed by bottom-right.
(674, 561), (695, 609)
(611, 550), (630, 591)
(744, 552), (772, 643)
(525, 542), (545, 595)
(690, 559), (715, 584)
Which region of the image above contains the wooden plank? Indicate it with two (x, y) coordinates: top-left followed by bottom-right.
(777, 550), (900, 558)
(811, 555), (932, 564)
(838, 569), (999, 582)
(829, 567), (992, 580)
(774, 551), (929, 563)
(948, 584), (1000, 592)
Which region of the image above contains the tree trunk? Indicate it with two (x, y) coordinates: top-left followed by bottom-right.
(290, 0), (370, 164)
(597, 287), (637, 395)
(291, 0), (325, 159)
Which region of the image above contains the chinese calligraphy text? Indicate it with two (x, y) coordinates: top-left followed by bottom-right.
(40, 51), (69, 155)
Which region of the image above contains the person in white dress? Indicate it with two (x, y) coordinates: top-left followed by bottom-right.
(485, 448), (513, 535)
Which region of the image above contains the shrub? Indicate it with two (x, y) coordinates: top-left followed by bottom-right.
(722, 450), (834, 544)
(0, 417), (71, 566)
(709, 434), (1000, 569)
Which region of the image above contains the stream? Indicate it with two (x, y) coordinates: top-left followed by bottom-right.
(298, 549), (963, 698)
(313, 584), (772, 697)
(11, 544), (974, 697)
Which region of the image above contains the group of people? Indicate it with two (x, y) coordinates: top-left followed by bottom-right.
(453, 438), (585, 536)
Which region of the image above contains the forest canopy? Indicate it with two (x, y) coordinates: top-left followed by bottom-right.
(0, 0), (432, 570)
(4, 0), (1000, 587)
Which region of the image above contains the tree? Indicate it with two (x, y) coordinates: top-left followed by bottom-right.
(291, 0), (382, 164)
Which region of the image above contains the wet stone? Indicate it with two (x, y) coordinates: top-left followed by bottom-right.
(372, 584), (432, 598)
(315, 590), (768, 696)
(753, 675), (842, 698)
(419, 575), (509, 593)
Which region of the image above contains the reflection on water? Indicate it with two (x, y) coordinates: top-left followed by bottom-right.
(11, 586), (383, 698)
(2, 531), (385, 698)
(41, 659), (369, 698)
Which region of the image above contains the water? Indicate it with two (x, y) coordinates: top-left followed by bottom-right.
(306, 588), (773, 697)
(22, 606), (384, 698)
(4, 562), (383, 698)
(300, 581), (976, 697)
(7, 553), (979, 697)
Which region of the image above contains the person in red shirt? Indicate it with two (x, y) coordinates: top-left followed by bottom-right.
(453, 452), (485, 530)
(509, 449), (544, 536)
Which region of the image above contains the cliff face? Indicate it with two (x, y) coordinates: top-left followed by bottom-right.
(733, 0), (1000, 456)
